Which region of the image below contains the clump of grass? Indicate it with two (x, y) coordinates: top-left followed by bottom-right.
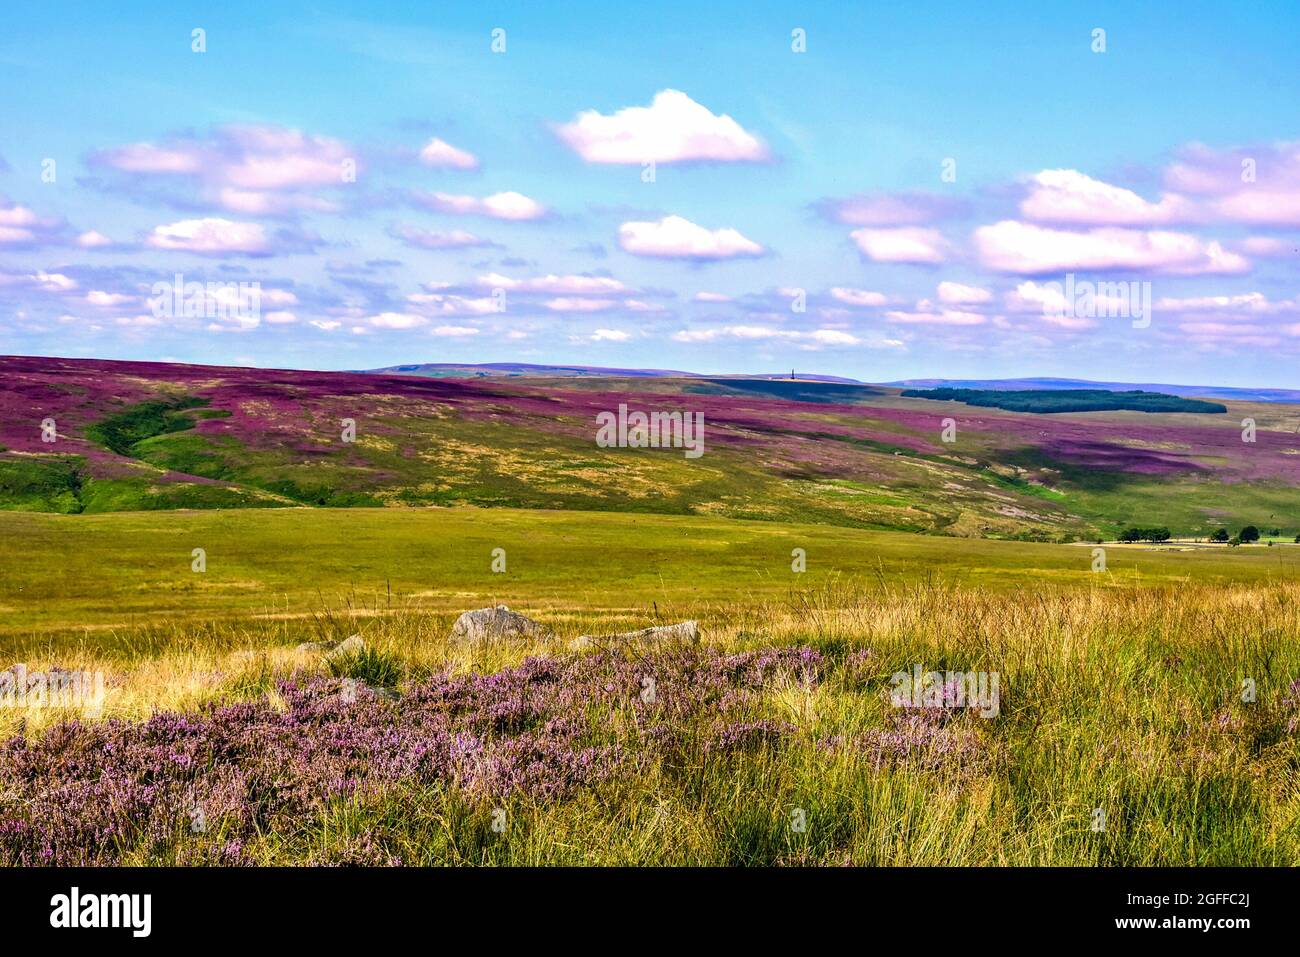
(325, 645), (404, 687)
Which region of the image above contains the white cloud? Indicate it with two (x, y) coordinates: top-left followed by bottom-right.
(850, 227), (949, 264)
(75, 230), (114, 248)
(544, 298), (618, 312)
(367, 311), (425, 329)
(936, 281), (991, 304)
(884, 308), (986, 326)
(146, 217), (270, 255)
(1020, 169), (1192, 225)
(619, 215), (764, 260)
(217, 188), (339, 216)
(1165, 142), (1300, 226)
(830, 287), (889, 307)
(418, 138), (479, 170)
(86, 290), (134, 307)
(407, 289), (502, 316)
(92, 125), (356, 215)
(477, 273), (629, 295)
(415, 190), (546, 221)
(1005, 281), (1100, 329)
(591, 328), (630, 341)
(974, 220), (1249, 275)
(555, 89), (768, 164)
(391, 225), (490, 249)
(670, 325), (882, 349)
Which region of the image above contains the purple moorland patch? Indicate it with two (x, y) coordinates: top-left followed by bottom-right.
(0, 646), (826, 866)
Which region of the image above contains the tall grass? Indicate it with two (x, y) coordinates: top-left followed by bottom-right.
(4, 577), (1299, 865)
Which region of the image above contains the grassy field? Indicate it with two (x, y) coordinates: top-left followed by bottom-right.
(2, 507), (1299, 866)
(5, 506), (1300, 639)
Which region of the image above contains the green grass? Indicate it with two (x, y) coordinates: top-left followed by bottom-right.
(84, 395), (222, 456)
(3, 506), (1299, 641)
(3, 508), (1299, 865)
(0, 456), (83, 513)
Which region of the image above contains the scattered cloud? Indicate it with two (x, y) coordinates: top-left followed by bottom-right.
(936, 281), (992, 304)
(145, 217), (270, 255)
(974, 220), (1249, 275)
(850, 227), (950, 264)
(885, 306), (987, 326)
(475, 272), (631, 296)
(555, 89), (768, 164)
(1019, 169), (1191, 225)
(0, 200), (64, 247)
(412, 190), (547, 220)
(829, 287), (889, 307)
(619, 215), (764, 260)
(544, 297), (618, 312)
(670, 324), (895, 349)
(417, 137), (479, 170)
(1166, 141), (1300, 226)
(75, 230), (116, 249)
(389, 224), (492, 250)
(90, 124), (356, 216)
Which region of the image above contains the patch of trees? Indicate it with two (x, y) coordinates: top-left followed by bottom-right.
(1210, 525), (1260, 545)
(1118, 526), (1171, 543)
(900, 387), (1227, 415)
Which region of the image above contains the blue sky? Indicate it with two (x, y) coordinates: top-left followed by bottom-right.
(1, 1), (1298, 385)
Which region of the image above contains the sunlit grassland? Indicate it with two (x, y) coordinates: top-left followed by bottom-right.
(4, 506), (1300, 639)
(2, 507), (1299, 865)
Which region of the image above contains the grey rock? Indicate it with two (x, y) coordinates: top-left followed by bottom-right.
(574, 620), (699, 649)
(324, 634), (366, 661)
(450, 605), (545, 643)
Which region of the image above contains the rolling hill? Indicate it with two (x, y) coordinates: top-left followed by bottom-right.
(3, 354), (1300, 540)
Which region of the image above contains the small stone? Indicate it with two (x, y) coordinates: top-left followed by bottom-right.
(450, 605), (545, 643)
(574, 620), (699, 649)
(324, 634), (366, 661)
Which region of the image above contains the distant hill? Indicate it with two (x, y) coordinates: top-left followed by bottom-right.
(365, 361), (699, 379)
(5, 354), (1300, 540)
(368, 366), (1300, 402)
(900, 387), (1229, 415)
(363, 362), (863, 383)
(887, 377), (1300, 404)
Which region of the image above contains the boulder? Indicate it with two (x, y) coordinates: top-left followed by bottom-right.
(323, 634), (366, 663)
(449, 605), (545, 643)
(574, 620), (699, 649)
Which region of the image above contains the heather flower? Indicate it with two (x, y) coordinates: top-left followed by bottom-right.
(0, 645), (827, 865)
